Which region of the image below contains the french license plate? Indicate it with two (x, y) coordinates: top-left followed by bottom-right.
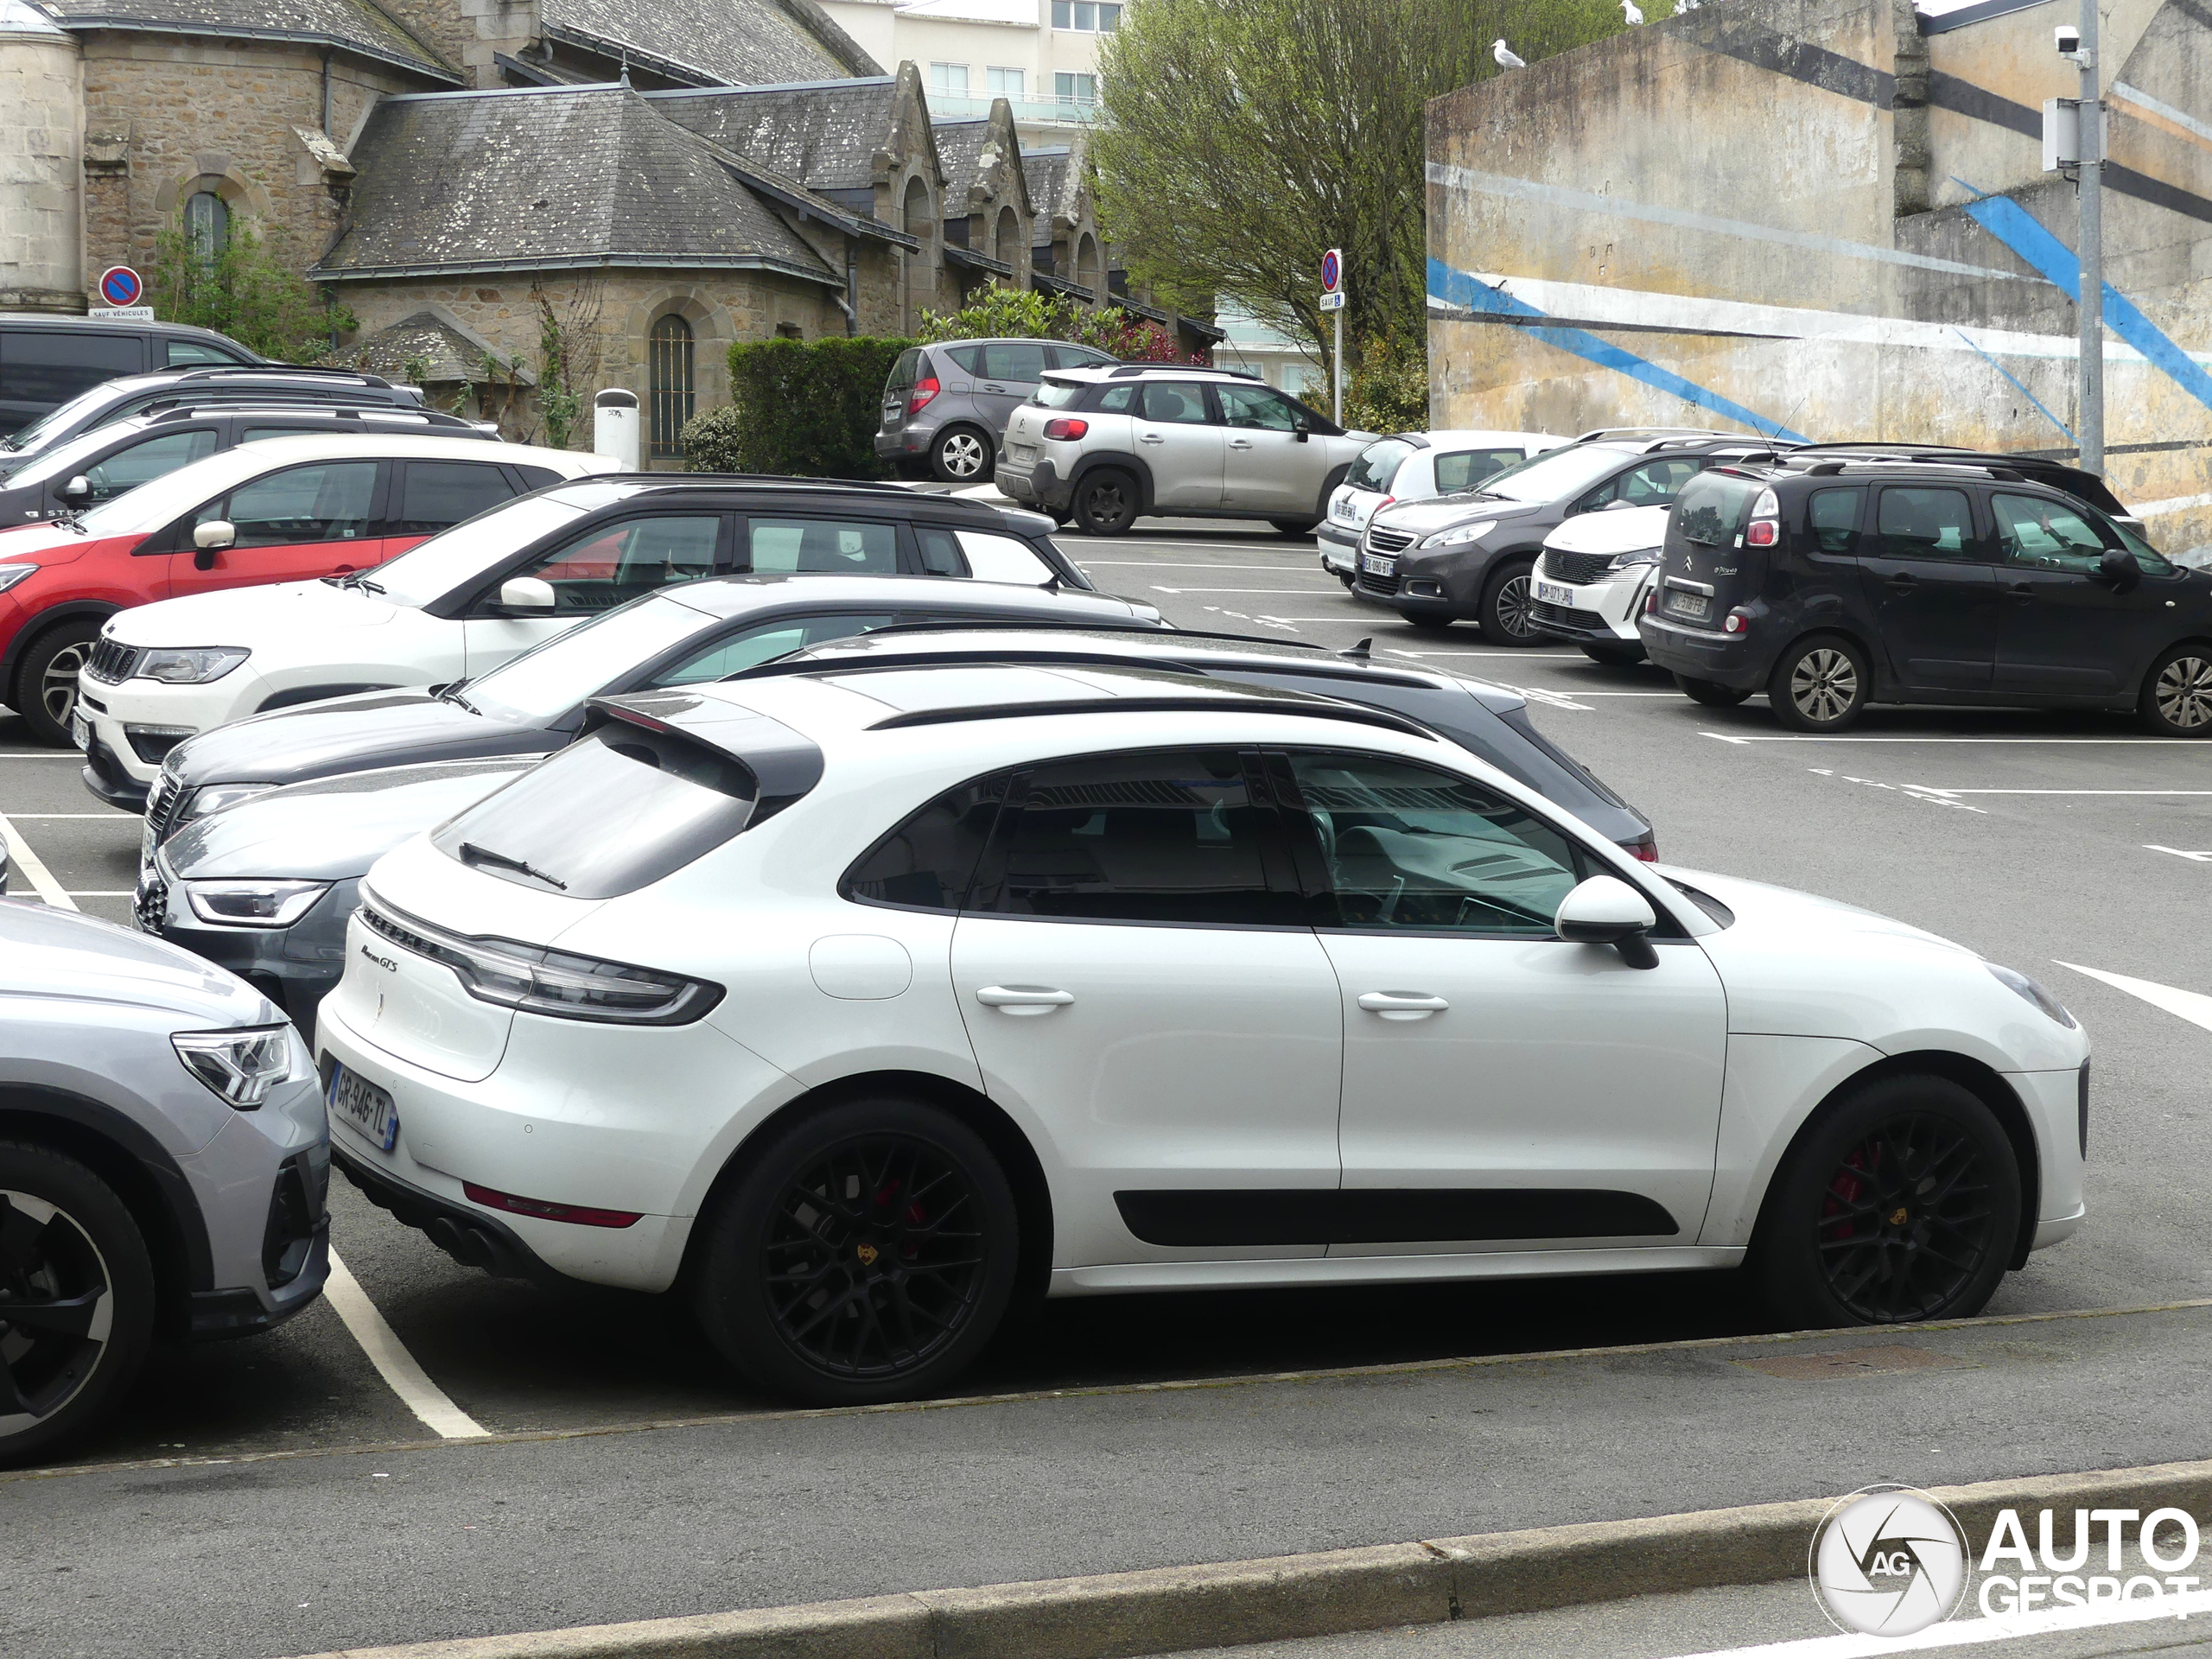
(1332, 499), (1357, 521)
(70, 710), (90, 749)
(1665, 589), (1712, 620)
(1361, 552), (1395, 576)
(329, 1063), (398, 1153)
(1535, 581), (1573, 607)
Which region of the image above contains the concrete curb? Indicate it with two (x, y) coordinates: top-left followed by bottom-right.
(292, 1457), (2212, 1659)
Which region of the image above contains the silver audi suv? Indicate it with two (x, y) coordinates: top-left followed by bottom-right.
(0, 899), (328, 1465)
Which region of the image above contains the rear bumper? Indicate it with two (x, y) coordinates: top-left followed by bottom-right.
(995, 459), (1068, 511)
(332, 1138), (557, 1286)
(874, 428), (927, 459)
(1317, 522), (1362, 571)
(1638, 615), (1770, 689)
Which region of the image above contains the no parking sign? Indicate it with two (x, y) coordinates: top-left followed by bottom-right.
(91, 265), (153, 320)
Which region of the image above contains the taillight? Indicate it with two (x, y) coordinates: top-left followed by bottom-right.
(1643, 588), (1658, 613)
(463, 1182), (641, 1229)
(1745, 519), (1778, 546)
(1723, 610), (1751, 634)
(1624, 835), (1659, 862)
(1043, 417), (1089, 441)
(907, 375), (940, 416)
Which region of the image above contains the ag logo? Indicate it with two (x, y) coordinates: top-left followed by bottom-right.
(1810, 1485), (1967, 1637)
(854, 1243), (879, 1266)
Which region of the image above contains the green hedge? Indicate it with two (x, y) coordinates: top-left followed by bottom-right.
(687, 335), (915, 478)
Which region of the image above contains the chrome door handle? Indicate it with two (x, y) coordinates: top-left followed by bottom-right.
(982, 383), (1006, 392)
(1357, 991), (1449, 1020)
(1139, 433), (1165, 444)
(976, 985), (1075, 1015)
(1229, 439), (1255, 449)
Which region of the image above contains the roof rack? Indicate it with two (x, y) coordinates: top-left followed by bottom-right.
(588, 471), (922, 495)
(861, 693), (1430, 736)
(143, 402), (472, 427)
(173, 365), (395, 388)
(1573, 427), (1733, 444)
(730, 627), (1440, 690)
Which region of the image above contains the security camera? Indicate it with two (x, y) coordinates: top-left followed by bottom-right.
(2055, 24), (2081, 54)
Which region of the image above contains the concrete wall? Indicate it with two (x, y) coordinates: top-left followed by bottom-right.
(1426, 0), (2212, 563)
(0, 16), (82, 312)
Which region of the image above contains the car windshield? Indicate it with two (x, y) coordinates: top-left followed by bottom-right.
(366, 495), (593, 607)
(1345, 440), (1414, 493)
(467, 591), (715, 721)
(0, 381), (141, 457)
(1465, 444), (1634, 504)
(2084, 504), (2175, 575)
(6, 422), (145, 486)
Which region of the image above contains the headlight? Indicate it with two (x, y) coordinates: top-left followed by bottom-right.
(175, 782), (276, 826)
(1986, 963), (2078, 1028)
(138, 646), (249, 684)
(183, 878), (331, 928)
(1418, 519), (1497, 550)
(1610, 547), (1663, 569)
(0, 563), (38, 594)
(171, 1023), (309, 1109)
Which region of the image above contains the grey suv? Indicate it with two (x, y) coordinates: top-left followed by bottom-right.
(876, 339), (1121, 483)
(0, 898), (328, 1465)
(996, 365), (1372, 535)
(1354, 431), (1787, 642)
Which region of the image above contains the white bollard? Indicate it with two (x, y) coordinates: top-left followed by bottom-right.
(594, 388), (640, 470)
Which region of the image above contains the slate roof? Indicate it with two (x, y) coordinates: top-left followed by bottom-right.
(46, 0), (457, 79)
(322, 309), (535, 384)
(542, 0), (876, 89)
(312, 86), (841, 283)
(1022, 147), (1071, 241)
(932, 121), (991, 204)
(649, 79), (900, 194)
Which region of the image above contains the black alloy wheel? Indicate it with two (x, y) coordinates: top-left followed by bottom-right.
(694, 1099), (1019, 1404)
(2139, 644), (2212, 737)
(1072, 469), (1139, 536)
(1768, 634), (1870, 732)
(1755, 1077), (2018, 1329)
(1478, 557), (1542, 645)
(1675, 674), (1751, 707)
(0, 1143), (156, 1468)
(931, 426), (992, 483)
(17, 620), (105, 747)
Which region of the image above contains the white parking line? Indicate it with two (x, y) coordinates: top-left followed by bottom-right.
(1077, 561), (1330, 570)
(0, 752), (86, 759)
(1674, 1583), (2212, 1656)
(8, 811), (140, 819)
(1906, 789), (2212, 796)
(1154, 587), (1341, 594)
(64, 891), (134, 898)
(0, 810), (75, 909)
(322, 1247), (489, 1439)
(1384, 648), (1593, 659)
(1704, 733), (2199, 745)
(2055, 962), (2212, 1036)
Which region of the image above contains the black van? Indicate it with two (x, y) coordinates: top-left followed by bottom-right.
(0, 313), (262, 434)
(1639, 457), (2212, 736)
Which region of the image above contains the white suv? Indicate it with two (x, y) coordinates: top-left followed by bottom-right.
(1529, 504), (1669, 665)
(1319, 430), (1563, 583)
(316, 662), (2088, 1405)
(995, 365), (1372, 536)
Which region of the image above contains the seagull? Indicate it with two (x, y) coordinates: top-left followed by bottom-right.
(1622, 0), (1643, 20)
(1492, 39), (1526, 68)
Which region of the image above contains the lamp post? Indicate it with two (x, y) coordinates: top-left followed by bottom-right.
(2076, 0), (2104, 474)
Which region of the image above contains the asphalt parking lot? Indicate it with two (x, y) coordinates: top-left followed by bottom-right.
(2, 517), (2209, 1471)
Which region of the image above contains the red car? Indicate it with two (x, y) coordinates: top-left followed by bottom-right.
(0, 434), (607, 746)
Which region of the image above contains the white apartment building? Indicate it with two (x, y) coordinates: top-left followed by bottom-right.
(817, 0), (1115, 144)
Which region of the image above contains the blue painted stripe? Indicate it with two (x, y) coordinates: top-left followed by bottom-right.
(1961, 194), (2212, 414)
(1953, 328), (2078, 447)
(1427, 258), (1812, 442)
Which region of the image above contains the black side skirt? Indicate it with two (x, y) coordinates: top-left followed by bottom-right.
(1114, 1188), (1680, 1248)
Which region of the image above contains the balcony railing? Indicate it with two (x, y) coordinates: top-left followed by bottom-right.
(927, 92), (1099, 125)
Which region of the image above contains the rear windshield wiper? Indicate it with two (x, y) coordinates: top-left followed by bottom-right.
(458, 840), (567, 890)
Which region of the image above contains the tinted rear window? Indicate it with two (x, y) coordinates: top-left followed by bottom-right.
(1346, 440), (1414, 493)
(885, 349), (921, 391)
(1035, 380), (1086, 410)
(432, 725), (760, 899)
(1674, 472), (1763, 547)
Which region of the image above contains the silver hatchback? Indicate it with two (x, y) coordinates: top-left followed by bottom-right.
(875, 339), (1121, 483)
(996, 365), (1373, 535)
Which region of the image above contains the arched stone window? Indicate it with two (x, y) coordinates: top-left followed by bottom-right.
(647, 313), (696, 461)
(995, 207), (1023, 270)
(185, 190), (230, 264)
(901, 175), (935, 333)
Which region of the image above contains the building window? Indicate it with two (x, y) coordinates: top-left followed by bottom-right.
(1051, 1), (1118, 29)
(647, 313), (695, 461)
(988, 66), (1024, 97)
(930, 61), (970, 95)
(184, 190), (229, 264)
(1054, 72), (1098, 107)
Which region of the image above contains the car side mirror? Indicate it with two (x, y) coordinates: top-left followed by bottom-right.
(1293, 421), (1312, 443)
(1554, 874), (1660, 969)
(498, 575), (556, 613)
(194, 519), (235, 550)
(2097, 548), (2142, 588)
(60, 474), (90, 500)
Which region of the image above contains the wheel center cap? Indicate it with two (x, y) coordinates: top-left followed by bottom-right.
(1889, 1206), (1909, 1226)
(854, 1242), (880, 1267)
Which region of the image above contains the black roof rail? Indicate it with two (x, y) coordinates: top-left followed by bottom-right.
(862, 694), (1431, 736)
(588, 470), (922, 495)
(729, 631), (1440, 690)
(1573, 426), (1732, 444)
(173, 365), (395, 388)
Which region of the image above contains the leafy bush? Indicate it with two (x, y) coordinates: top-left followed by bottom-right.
(149, 224), (353, 362)
(917, 282), (1209, 365)
(1341, 334), (1428, 435)
(679, 404), (746, 472)
(706, 336), (914, 477)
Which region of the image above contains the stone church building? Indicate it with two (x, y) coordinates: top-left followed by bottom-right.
(0, 0), (1213, 458)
